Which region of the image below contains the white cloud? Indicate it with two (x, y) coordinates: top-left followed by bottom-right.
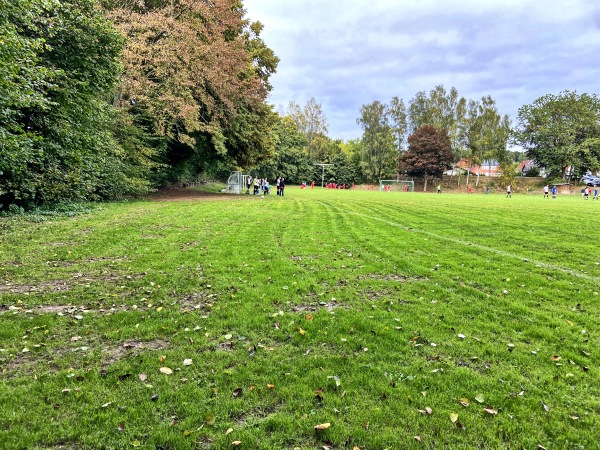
(245, 0), (600, 140)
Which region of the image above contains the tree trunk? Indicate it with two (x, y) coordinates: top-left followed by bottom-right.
(423, 175), (428, 192)
(476, 172), (480, 187)
(466, 167), (471, 187)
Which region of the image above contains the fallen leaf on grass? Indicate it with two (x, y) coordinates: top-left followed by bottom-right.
(232, 388), (243, 397)
(314, 423), (331, 430)
(456, 421), (466, 430)
(205, 414), (216, 426)
(315, 387), (324, 401)
(459, 398), (470, 407)
(474, 394), (485, 404)
(449, 413), (458, 423)
(542, 402), (550, 412)
(483, 407), (498, 415)
(102, 402), (112, 408)
(159, 367), (173, 375)
(267, 384), (275, 390)
(183, 359), (192, 366)
(226, 428), (233, 435)
(425, 407), (433, 415)
(297, 327), (306, 336)
(306, 314), (313, 321)
(414, 435), (422, 441)
(551, 355), (561, 361)
(139, 373), (147, 382)
(224, 334), (233, 340)
(232, 441), (242, 446)
(132, 441), (141, 447)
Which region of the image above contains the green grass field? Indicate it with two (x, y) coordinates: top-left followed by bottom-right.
(1, 188), (599, 449)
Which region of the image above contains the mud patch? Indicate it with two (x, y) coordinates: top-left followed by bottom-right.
(2, 338), (169, 374)
(148, 187), (243, 202)
(103, 339), (169, 367)
(290, 300), (341, 313)
(179, 292), (217, 313)
(0, 273), (145, 297)
(0, 301), (149, 316)
(234, 403), (283, 427)
(0, 280), (71, 294)
(358, 274), (426, 282)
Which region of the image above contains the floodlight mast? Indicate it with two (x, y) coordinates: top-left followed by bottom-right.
(314, 163), (333, 188)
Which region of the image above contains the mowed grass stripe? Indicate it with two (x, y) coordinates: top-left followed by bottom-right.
(1, 189), (600, 449)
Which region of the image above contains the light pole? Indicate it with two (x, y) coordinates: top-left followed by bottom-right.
(314, 163), (333, 188)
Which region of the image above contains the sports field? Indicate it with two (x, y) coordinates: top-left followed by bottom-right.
(1, 188), (599, 449)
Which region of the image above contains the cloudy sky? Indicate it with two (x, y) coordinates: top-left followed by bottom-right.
(244, 0), (600, 141)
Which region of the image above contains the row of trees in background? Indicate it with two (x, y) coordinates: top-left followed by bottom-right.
(2, 1), (600, 209)
(265, 87), (600, 191)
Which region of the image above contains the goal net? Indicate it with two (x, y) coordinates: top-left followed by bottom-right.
(379, 180), (414, 192)
(223, 171), (243, 194)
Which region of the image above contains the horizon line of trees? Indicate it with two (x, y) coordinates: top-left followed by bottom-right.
(2, 1), (599, 209)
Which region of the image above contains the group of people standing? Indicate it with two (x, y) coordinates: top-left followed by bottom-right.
(245, 176), (285, 196)
(580, 186), (599, 200)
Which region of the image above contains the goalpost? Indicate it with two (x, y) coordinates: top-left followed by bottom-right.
(222, 171), (243, 194)
(379, 180), (414, 192)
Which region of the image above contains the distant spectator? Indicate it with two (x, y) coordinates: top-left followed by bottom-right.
(543, 185), (549, 198)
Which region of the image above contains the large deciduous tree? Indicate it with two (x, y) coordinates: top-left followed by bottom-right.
(409, 85), (467, 154)
(285, 97), (329, 158)
(104, 0), (279, 182)
(464, 96), (511, 186)
(514, 91), (600, 180)
(400, 125), (454, 191)
(356, 101), (397, 181)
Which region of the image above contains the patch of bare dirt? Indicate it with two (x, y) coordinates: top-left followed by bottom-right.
(0, 300), (150, 316)
(0, 273), (145, 298)
(0, 280), (71, 294)
(179, 292), (217, 313)
(358, 274), (426, 282)
(2, 338), (169, 374)
(103, 339), (169, 366)
(148, 187), (243, 202)
(290, 300), (341, 313)
(234, 404), (283, 427)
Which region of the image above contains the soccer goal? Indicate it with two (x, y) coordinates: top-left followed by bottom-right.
(222, 171), (243, 194)
(379, 180), (414, 192)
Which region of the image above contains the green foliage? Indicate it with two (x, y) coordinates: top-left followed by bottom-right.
(248, 117), (313, 183)
(284, 98), (329, 158)
(105, 0), (279, 186)
(0, 0), (153, 210)
(524, 166), (541, 177)
(400, 125), (454, 189)
(356, 100), (398, 181)
(515, 91), (600, 179)
(465, 96), (511, 166)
